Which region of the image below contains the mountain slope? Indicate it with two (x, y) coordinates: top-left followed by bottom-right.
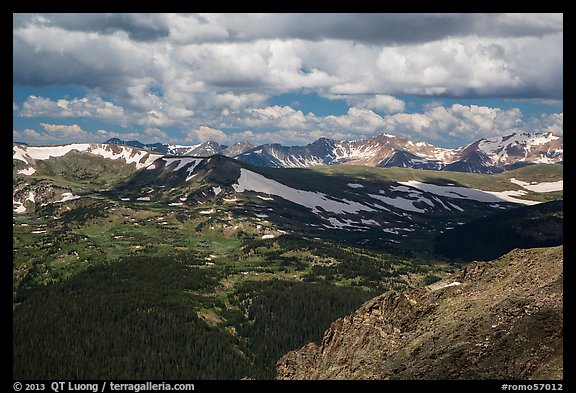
(13, 143), (163, 213)
(434, 200), (563, 261)
(276, 246), (563, 380)
(14, 142), (563, 252)
(107, 154), (562, 252)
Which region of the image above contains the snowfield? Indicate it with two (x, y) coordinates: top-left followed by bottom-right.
(509, 178), (563, 193)
(13, 144), (92, 164)
(13, 143), (162, 169)
(233, 169), (375, 215)
(398, 181), (540, 205)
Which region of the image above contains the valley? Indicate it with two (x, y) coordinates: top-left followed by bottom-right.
(12, 138), (563, 380)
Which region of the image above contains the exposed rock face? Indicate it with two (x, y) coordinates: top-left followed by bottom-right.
(277, 246), (563, 380)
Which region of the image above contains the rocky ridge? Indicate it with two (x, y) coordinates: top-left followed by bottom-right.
(276, 246), (563, 380)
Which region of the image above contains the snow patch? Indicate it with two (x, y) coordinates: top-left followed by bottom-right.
(137, 196), (151, 201)
(58, 192), (81, 202)
(257, 195), (274, 201)
(440, 281), (461, 289)
(13, 200), (26, 213)
(261, 234), (275, 239)
(398, 181), (540, 205)
(162, 157), (203, 182)
(17, 167), (36, 175)
(26, 191), (36, 203)
(233, 169), (375, 215)
(446, 201), (464, 212)
(347, 183), (364, 189)
(325, 217), (362, 229)
(509, 178), (563, 193)
(213, 186), (222, 195)
(13, 143), (162, 169)
(368, 194), (426, 213)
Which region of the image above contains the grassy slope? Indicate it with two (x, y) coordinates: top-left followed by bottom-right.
(258, 163), (563, 202)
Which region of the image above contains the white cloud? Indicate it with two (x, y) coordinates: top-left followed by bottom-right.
(13, 14), (563, 147)
(13, 124), (180, 146)
(40, 123), (89, 138)
(20, 96), (126, 124)
(15, 14), (563, 97)
(13, 128), (52, 143)
(526, 112), (563, 135)
(381, 104), (527, 143)
(318, 107), (386, 133)
(185, 125), (229, 143)
(144, 127), (169, 139)
(331, 94), (406, 113)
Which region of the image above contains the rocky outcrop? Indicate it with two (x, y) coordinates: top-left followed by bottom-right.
(277, 246), (563, 380)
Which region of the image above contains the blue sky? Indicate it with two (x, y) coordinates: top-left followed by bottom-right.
(13, 13), (563, 148)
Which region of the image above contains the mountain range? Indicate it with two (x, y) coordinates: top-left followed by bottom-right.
(13, 140), (563, 253)
(106, 131), (563, 174)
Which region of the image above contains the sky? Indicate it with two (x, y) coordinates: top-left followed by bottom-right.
(13, 13), (563, 148)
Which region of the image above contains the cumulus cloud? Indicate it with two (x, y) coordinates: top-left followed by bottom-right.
(381, 104), (526, 143)
(13, 13), (563, 147)
(143, 127), (169, 140)
(20, 96), (126, 123)
(185, 125), (229, 143)
(204, 13), (563, 44)
(224, 103), (560, 145)
(14, 14), (563, 104)
(526, 112), (563, 135)
(374, 35), (563, 98)
(14, 13), (172, 41)
(330, 94), (406, 113)
(14, 14), (563, 45)
(40, 123), (89, 138)
(13, 124), (176, 146)
(13, 128), (52, 143)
